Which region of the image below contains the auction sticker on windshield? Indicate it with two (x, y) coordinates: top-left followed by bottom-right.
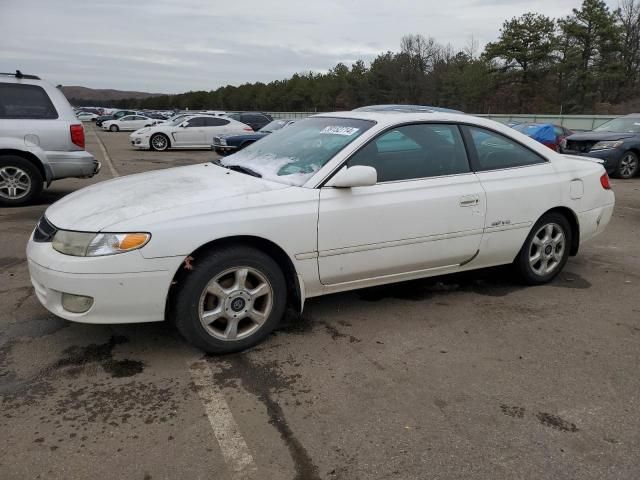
(320, 126), (360, 136)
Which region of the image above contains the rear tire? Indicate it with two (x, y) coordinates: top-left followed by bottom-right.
(171, 246), (287, 354)
(613, 151), (639, 179)
(0, 155), (44, 206)
(514, 212), (571, 285)
(150, 133), (170, 151)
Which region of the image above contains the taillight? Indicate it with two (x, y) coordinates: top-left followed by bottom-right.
(600, 173), (611, 190)
(243, 127), (253, 132)
(70, 124), (85, 149)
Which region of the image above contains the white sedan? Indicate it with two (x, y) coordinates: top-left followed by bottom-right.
(102, 115), (157, 132)
(76, 111), (99, 122)
(27, 111), (615, 354)
(129, 114), (252, 151)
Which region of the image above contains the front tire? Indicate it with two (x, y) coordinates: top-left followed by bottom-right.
(150, 133), (170, 151)
(171, 246), (287, 354)
(614, 151), (639, 179)
(110, 125), (119, 132)
(514, 212), (571, 285)
(0, 155), (44, 206)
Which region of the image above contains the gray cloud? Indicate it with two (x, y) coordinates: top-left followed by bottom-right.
(0, 0), (618, 93)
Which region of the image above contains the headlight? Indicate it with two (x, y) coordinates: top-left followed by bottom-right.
(52, 230), (150, 256)
(591, 140), (623, 151)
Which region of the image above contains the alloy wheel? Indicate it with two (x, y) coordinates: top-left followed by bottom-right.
(528, 223), (565, 276)
(0, 166), (31, 200)
(198, 267), (273, 341)
(619, 153), (638, 178)
(152, 135), (167, 150)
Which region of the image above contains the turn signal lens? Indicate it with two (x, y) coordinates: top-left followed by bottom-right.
(119, 233), (150, 250)
(600, 173), (611, 190)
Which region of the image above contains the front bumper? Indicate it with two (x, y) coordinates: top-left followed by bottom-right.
(564, 149), (623, 174)
(45, 150), (100, 180)
(27, 238), (183, 324)
(130, 134), (151, 149)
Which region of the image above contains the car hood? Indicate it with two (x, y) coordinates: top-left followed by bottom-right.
(566, 131), (636, 142)
(226, 132), (269, 144)
(45, 163), (289, 231)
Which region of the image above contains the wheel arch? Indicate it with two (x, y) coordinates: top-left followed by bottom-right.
(0, 148), (50, 185)
(539, 206), (580, 256)
(151, 132), (171, 149)
(165, 235), (303, 319)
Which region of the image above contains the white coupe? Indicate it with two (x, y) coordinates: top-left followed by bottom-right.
(27, 111), (614, 353)
(129, 114), (253, 151)
(102, 115), (157, 132)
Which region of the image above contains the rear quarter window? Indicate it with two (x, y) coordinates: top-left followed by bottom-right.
(0, 83), (58, 119)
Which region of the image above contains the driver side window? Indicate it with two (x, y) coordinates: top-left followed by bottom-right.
(347, 124), (470, 182)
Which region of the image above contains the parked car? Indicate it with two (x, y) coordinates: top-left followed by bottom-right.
(95, 110), (138, 127)
(511, 122), (574, 152)
(213, 119), (295, 155)
(102, 115), (157, 132)
(76, 111), (99, 122)
(226, 112), (272, 131)
(0, 71), (100, 206)
(129, 114), (252, 150)
(27, 111), (614, 353)
(563, 114), (640, 178)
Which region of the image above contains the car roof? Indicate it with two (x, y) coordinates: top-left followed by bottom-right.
(313, 110), (473, 127)
(353, 104), (463, 114)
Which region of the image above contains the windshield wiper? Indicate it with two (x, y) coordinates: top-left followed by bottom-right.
(225, 164), (262, 178)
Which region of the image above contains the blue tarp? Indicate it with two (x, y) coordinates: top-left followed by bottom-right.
(515, 123), (556, 144)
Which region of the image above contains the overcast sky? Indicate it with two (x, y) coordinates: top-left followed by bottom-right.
(0, 0), (619, 93)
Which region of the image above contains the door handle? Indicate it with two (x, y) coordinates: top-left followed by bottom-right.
(460, 195), (479, 207)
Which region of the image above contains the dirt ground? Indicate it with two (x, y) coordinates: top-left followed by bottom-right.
(1, 124), (639, 479)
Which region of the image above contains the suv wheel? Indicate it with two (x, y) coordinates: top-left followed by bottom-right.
(615, 151), (639, 179)
(110, 125), (119, 132)
(514, 212), (571, 285)
(0, 155), (44, 206)
(171, 246), (287, 354)
(150, 133), (170, 151)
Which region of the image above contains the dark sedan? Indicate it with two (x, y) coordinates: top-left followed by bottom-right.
(212, 119), (295, 155)
(95, 109), (138, 127)
(226, 112), (273, 131)
(564, 114), (640, 178)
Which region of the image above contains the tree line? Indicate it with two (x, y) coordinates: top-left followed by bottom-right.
(71, 0), (640, 114)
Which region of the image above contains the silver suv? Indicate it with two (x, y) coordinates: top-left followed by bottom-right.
(0, 71), (100, 206)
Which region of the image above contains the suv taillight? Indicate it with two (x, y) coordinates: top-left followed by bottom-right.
(600, 173), (611, 190)
(70, 124), (85, 149)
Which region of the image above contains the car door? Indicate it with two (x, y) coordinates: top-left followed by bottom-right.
(117, 115), (136, 130)
(202, 117), (232, 145)
(317, 123), (486, 285)
(461, 125), (561, 265)
(130, 115), (149, 130)
(171, 117), (206, 146)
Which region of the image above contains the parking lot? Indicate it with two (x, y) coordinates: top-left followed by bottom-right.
(1, 124), (639, 479)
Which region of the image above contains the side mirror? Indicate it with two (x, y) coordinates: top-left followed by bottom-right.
(180, 122), (189, 128)
(326, 166), (377, 188)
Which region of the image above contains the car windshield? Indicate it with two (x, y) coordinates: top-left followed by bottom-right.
(259, 120), (290, 133)
(512, 123), (538, 133)
(594, 118), (640, 133)
(221, 117), (374, 186)
(168, 116), (190, 126)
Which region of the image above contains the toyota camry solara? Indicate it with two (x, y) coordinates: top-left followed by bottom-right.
(27, 111), (615, 353)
